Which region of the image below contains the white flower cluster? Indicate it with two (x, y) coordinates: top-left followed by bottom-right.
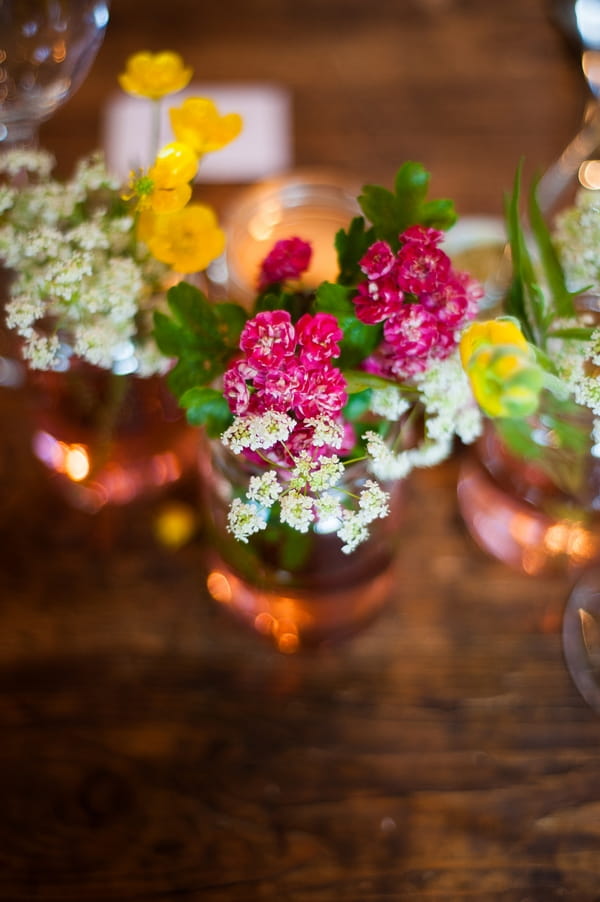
(364, 352), (482, 482)
(0, 148), (171, 375)
(554, 189), (600, 295)
(222, 411), (390, 552)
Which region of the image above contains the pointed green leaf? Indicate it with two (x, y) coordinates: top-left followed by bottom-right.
(179, 386), (232, 436)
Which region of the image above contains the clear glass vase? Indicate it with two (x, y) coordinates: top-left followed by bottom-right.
(457, 399), (600, 576)
(27, 362), (198, 512)
(198, 438), (405, 652)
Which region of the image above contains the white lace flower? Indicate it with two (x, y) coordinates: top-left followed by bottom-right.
(247, 410), (296, 450)
(358, 479), (389, 522)
(227, 498), (268, 542)
(364, 430), (413, 480)
(247, 470), (283, 507)
(280, 490), (314, 532)
(221, 417), (254, 454)
(337, 510), (369, 554)
(304, 414), (345, 448)
(314, 493), (343, 525)
(21, 334), (61, 370)
(307, 455), (345, 493)
(369, 385), (411, 421)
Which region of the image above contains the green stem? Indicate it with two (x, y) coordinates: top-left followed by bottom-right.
(88, 372), (130, 477)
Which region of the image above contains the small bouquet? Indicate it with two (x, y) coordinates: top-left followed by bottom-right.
(458, 164), (600, 469)
(0, 50), (241, 377)
(154, 162), (484, 552)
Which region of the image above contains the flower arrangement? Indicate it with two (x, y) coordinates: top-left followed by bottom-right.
(458, 163), (599, 474)
(0, 50), (241, 376)
(154, 162), (484, 552)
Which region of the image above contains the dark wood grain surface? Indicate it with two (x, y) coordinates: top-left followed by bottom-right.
(3, 1), (600, 899)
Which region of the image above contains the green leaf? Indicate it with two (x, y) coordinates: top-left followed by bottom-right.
(528, 179), (575, 319)
(358, 161), (457, 249)
(548, 326), (596, 341)
(313, 281), (353, 314)
(213, 302), (248, 348)
(179, 386), (232, 436)
(335, 217), (375, 286)
(167, 282), (218, 336)
(343, 369), (402, 393)
(343, 388), (373, 419)
(314, 282), (380, 367)
(153, 311), (186, 357)
(166, 354), (225, 398)
(504, 162), (536, 343)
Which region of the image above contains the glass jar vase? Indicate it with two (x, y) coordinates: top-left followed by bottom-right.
(198, 438), (405, 652)
(27, 362), (198, 512)
(457, 399), (600, 576)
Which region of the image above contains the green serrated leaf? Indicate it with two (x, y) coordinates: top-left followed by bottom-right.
(314, 280), (354, 314)
(335, 217), (374, 285)
(180, 386), (232, 436)
(166, 354), (225, 398)
(153, 311), (185, 357)
(213, 302), (248, 348)
(358, 161), (457, 249)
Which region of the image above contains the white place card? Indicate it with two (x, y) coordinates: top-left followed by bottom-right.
(102, 82), (293, 183)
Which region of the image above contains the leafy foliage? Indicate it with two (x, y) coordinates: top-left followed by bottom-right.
(335, 161), (457, 285)
(504, 161), (580, 349)
(313, 281), (380, 370)
(153, 280), (246, 403)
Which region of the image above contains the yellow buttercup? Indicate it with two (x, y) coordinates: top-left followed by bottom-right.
(170, 97), (243, 155)
(118, 51), (192, 101)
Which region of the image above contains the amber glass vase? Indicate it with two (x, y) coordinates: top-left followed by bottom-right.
(198, 438), (405, 653)
(457, 399), (600, 576)
(27, 363), (198, 512)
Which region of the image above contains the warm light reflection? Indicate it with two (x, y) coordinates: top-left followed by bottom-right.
(579, 159), (600, 189)
(32, 430), (185, 511)
(63, 444), (90, 481)
(33, 430), (90, 481)
(52, 40), (66, 63)
(248, 201), (282, 241)
(206, 570), (233, 604)
(459, 456), (600, 577)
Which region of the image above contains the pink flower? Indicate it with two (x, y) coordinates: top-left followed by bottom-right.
(252, 363), (305, 413)
(223, 359), (254, 414)
(295, 364), (348, 419)
(383, 305), (439, 359)
(359, 240), (395, 279)
(353, 277), (403, 324)
(296, 312), (343, 365)
(239, 310), (296, 368)
(396, 243), (451, 295)
(400, 225), (444, 248)
(258, 237), (312, 290)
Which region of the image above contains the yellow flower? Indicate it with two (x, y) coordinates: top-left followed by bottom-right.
(460, 318), (543, 418)
(125, 142), (198, 213)
(459, 317), (528, 370)
(118, 51), (193, 100)
(138, 204), (225, 274)
(169, 98), (243, 155)
(465, 345), (544, 419)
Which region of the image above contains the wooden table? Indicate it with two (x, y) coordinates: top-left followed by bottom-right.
(2, 1), (600, 898)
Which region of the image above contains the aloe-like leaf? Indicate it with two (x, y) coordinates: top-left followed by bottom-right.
(528, 179), (575, 319)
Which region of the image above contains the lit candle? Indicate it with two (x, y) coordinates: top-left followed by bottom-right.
(221, 170), (361, 303)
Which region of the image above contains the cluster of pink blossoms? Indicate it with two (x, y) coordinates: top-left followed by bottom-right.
(223, 309), (348, 460)
(354, 225), (481, 378)
(258, 237), (312, 291)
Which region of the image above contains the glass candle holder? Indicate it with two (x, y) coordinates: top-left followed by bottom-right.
(213, 168), (361, 303)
